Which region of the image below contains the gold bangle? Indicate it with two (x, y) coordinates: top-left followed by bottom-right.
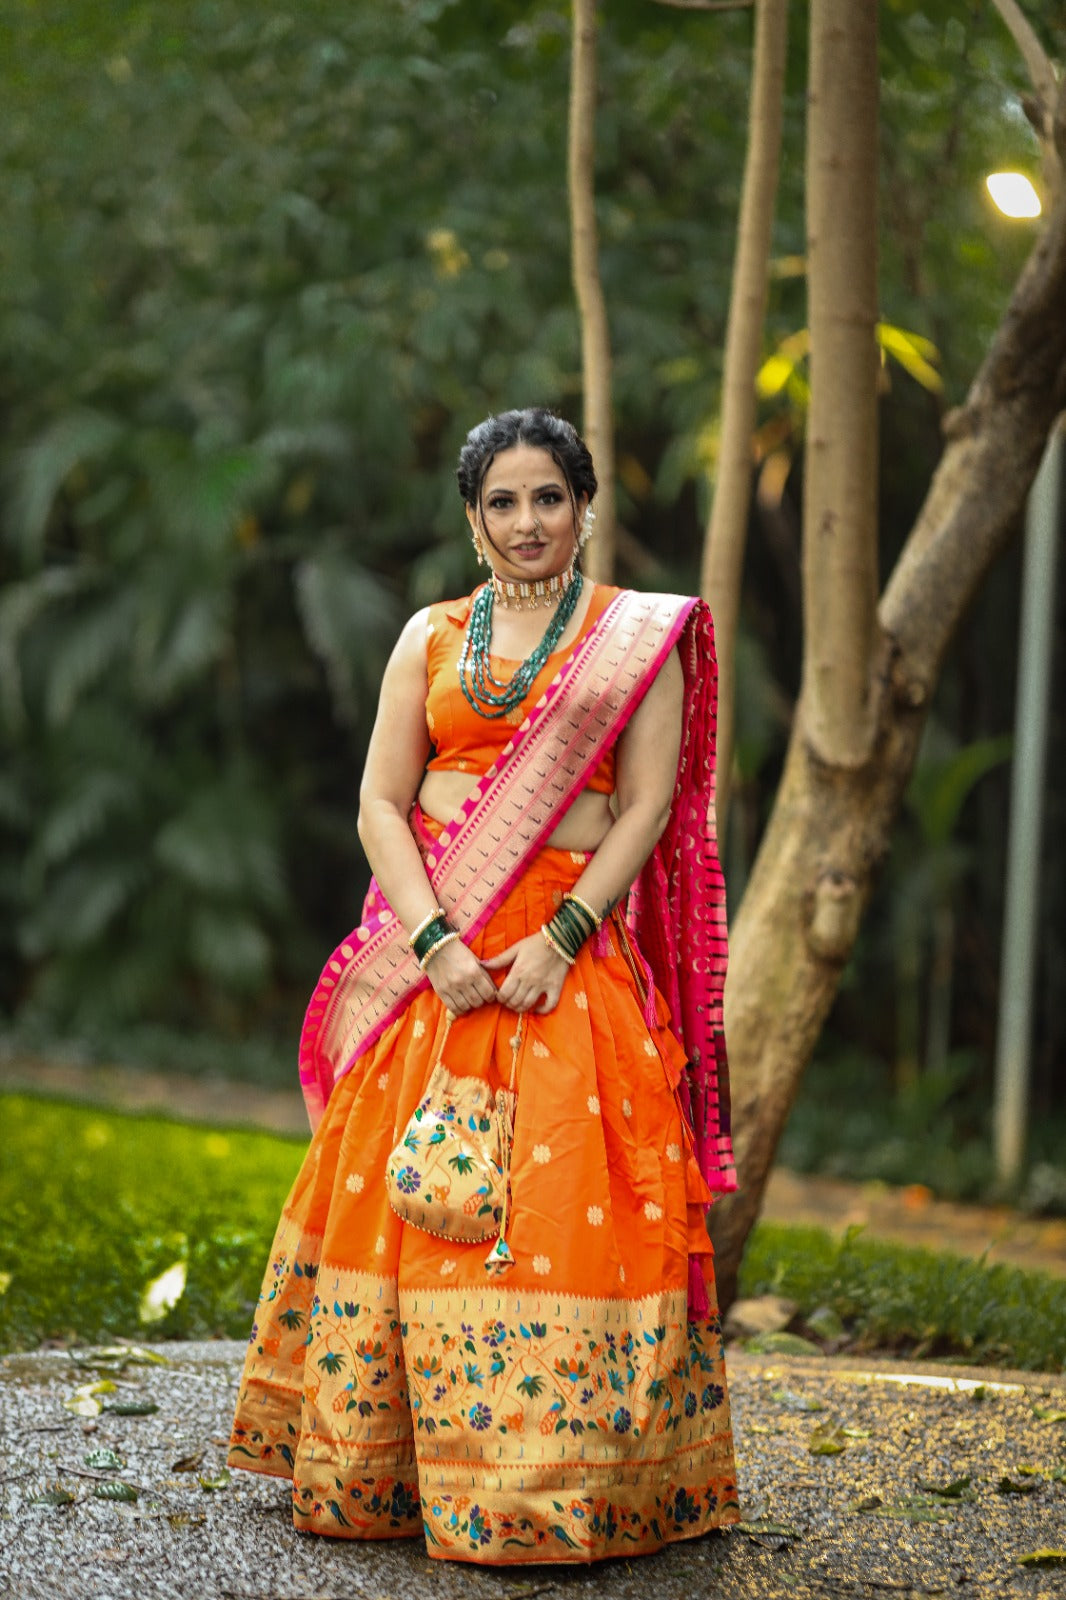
(408, 907), (446, 948)
(419, 931), (460, 972)
(540, 924), (575, 966)
(563, 892), (602, 931)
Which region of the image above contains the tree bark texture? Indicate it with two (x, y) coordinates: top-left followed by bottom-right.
(568, 0), (617, 583)
(801, 0), (881, 767)
(711, 117), (1066, 1308)
(700, 0), (790, 833)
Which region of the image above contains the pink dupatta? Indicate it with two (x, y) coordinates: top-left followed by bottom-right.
(298, 589), (736, 1215)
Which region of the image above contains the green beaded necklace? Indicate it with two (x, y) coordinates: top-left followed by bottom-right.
(459, 569), (584, 720)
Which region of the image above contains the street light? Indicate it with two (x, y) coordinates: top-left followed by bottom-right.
(985, 171), (1042, 219)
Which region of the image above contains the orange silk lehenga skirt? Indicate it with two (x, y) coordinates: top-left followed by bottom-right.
(228, 842), (739, 1563)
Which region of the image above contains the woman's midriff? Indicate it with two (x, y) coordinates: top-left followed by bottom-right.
(417, 772), (615, 852)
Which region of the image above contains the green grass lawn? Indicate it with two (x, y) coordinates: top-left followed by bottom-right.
(2, 1093), (1064, 1371)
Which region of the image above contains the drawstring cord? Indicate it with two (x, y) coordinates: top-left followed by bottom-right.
(484, 1013), (522, 1275)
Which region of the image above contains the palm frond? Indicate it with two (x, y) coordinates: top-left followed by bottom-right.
(135, 587), (232, 707)
(30, 771), (140, 877)
(188, 905), (272, 993)
(293, 547), (403, 724)
(43, 588), (140, 726)
(6, 408), (123, 567)
(19, 854), (147, 959)
(0, 567), (99, 729)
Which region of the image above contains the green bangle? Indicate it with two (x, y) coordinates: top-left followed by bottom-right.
(541, 924), (575, 966)
(563, 892), (602, 932)
(408, 907), (446, 948)
(411, 914), (453, 964)
(420, 930), (460, 971)
(544, 903), (592, 963)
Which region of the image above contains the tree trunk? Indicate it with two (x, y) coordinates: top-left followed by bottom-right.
(700, 0), (790, 833)
(568, 0), (617, 583)
(802, 0), (881, 768)
(711, 75), (1066, 1309)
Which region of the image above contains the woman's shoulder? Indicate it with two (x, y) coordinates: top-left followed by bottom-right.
(591, 586), (699, 622)
(430, 591), (476, 628)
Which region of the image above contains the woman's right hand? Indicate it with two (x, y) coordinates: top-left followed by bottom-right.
(423, 938), (499, 1015)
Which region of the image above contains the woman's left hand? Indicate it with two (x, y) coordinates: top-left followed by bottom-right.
(483, 933), (571, 1014)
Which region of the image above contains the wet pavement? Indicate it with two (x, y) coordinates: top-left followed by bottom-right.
(1, 1341), (1065, 1600)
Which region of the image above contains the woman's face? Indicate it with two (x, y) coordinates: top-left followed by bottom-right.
(467, 444), (587, 583)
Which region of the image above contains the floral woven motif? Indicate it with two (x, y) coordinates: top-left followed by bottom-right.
(230, 1247), (738, 1560)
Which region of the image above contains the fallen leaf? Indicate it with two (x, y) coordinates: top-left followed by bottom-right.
(171, 1449), (205, 1473)
(997, 1474), (1041, 1495)
(1032, 1406), (1066, 1424)
(1017, 1550), (1066, 1568)
(29, 1486), (76, 1509)
(64, 1379), (118, 1417)
(83, 1449), (126, 1472)
(167, 1512), (207, 1530)
(919, 1476), (974, 1500)
(734, 1519), (801, 1546)
(92, 1481), (139, 1503)
(198, 1468), (231, 1491)
(139, 1261), (187, 1325)
(809, 1422), (848, 1457)
(875, 1495), (955, 1524)
(848, 1495), (883, 1513)
(102, 1399), (159, 1416)
(74, 1344), (170, 1370)
(770, 1388), (825, 1413)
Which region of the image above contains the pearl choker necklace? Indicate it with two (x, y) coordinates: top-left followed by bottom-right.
(490, 561), (577, 612)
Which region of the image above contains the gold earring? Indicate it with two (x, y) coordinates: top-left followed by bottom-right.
(472, 528), (486, 566)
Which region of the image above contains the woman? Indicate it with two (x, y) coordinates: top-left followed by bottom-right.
(228, 408), (739, 1563)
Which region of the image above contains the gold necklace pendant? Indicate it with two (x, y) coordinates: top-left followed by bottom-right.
(491, 561), (576, 612)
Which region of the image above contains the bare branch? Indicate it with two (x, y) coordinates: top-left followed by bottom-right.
(882, 182), (1066, 689)
(568, 0), (617, 581)
(1056, 69), (1066, 169)
(988, 0), (1058, 126)
(700, 0), (790, 830)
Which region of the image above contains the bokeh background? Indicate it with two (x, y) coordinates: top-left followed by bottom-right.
(1, 0), (1063, 1210)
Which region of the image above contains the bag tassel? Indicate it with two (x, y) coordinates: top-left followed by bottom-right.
(484, 1017), (522, 1276)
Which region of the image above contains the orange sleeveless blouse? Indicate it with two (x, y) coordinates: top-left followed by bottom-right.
(424, 584), (619, 794)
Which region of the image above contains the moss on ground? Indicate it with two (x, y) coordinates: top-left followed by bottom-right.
(0, 1094), (301, 1351)
(2, 1094), (1064, 1371)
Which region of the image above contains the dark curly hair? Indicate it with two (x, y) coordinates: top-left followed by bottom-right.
(456, 409), (598, 524)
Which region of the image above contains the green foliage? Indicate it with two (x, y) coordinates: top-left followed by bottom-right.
(0, 1094), (300, 1352)
(0, 0), (757, 1041)
(779, 1052), (1066, 1212)
(0, 0), (1053, 1080)
(740, 1222), (1066, 1373)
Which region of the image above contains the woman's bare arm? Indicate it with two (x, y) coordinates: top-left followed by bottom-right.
(357, 610), (498, 1012)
